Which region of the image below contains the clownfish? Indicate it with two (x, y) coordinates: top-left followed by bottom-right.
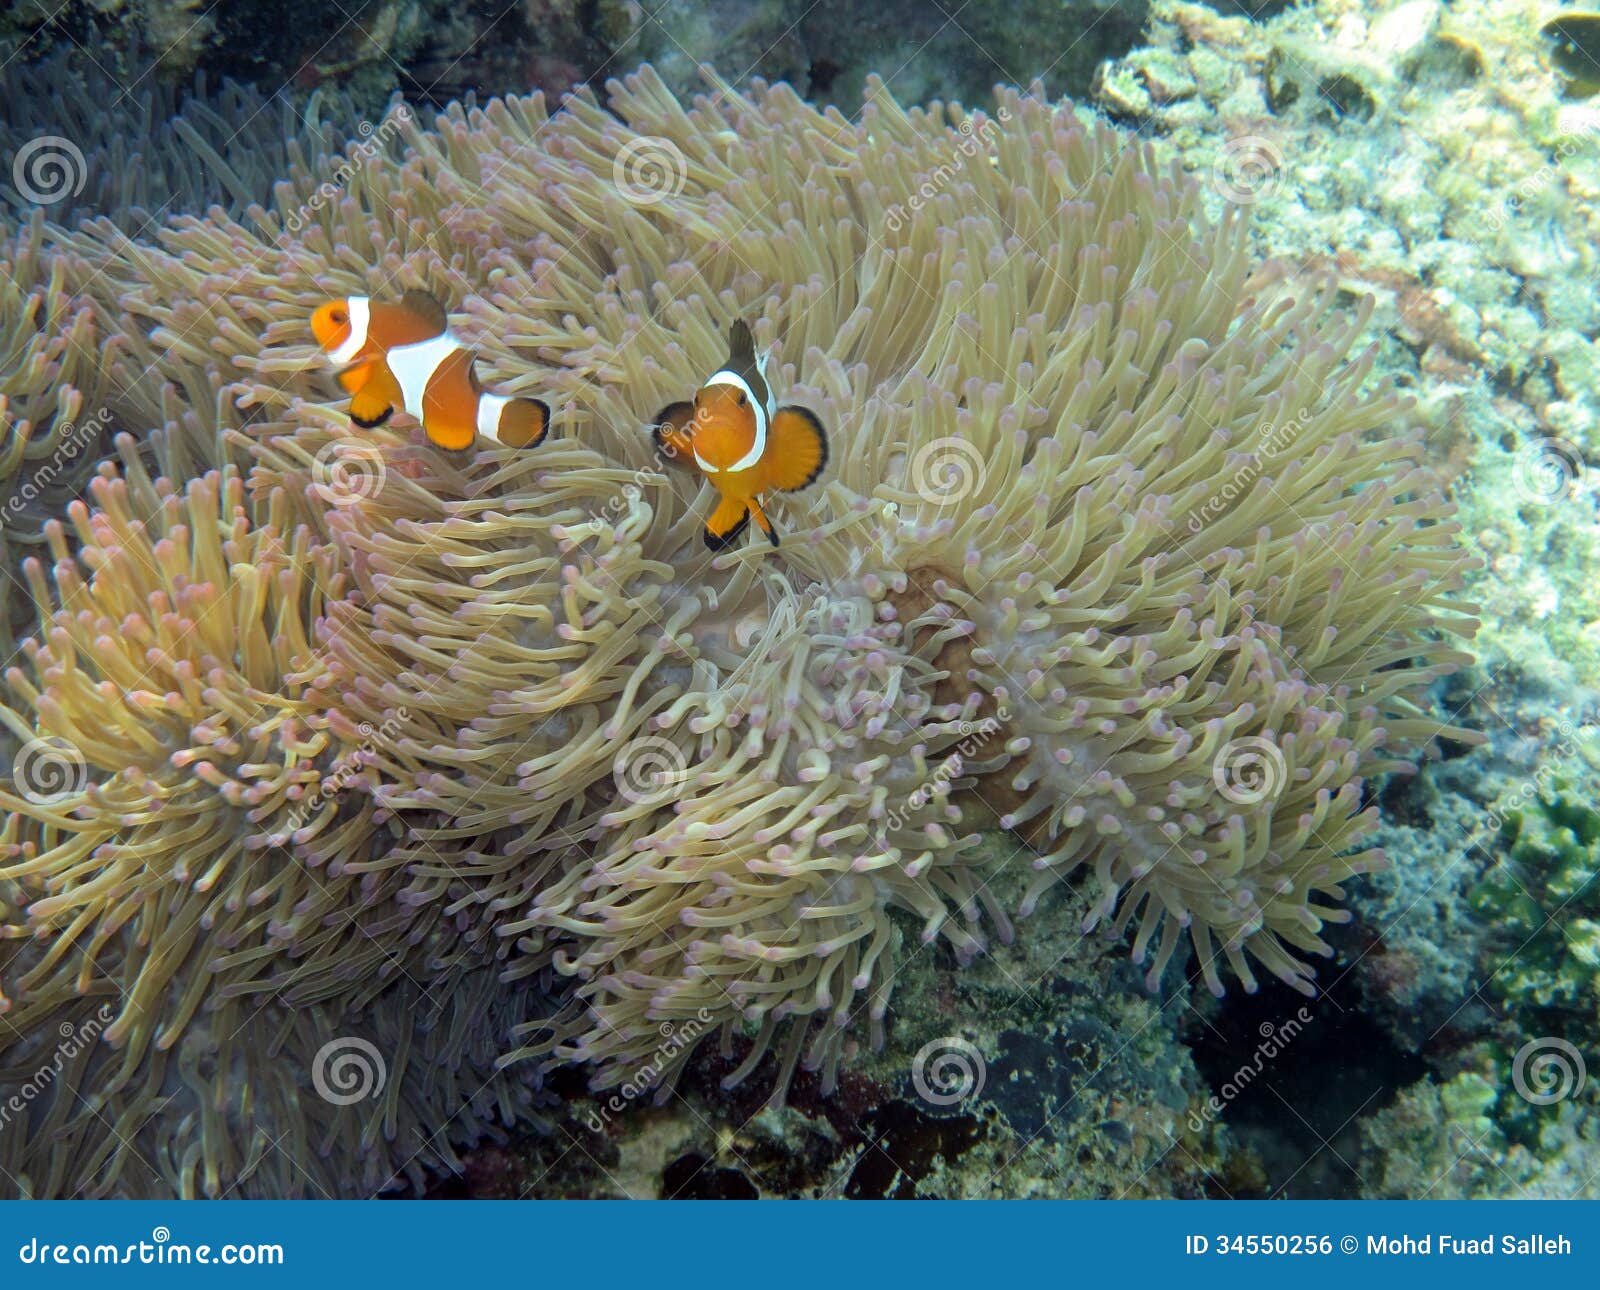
(651, 321), (827, 549)
(310, 291), (549, 452)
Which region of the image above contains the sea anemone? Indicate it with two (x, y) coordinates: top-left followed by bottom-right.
(0, 214), (119, 649)
(0, 40), (367, 230)
(381, 69), (1477, 1072)
(0, 444), (546, 1196)
(0, 65), (1477, 1194)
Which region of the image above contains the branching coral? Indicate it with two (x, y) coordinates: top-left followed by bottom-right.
(0, 65), (1477, 1196)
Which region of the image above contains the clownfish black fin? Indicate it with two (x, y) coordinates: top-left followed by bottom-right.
(726, 319), (757, 366)
(400, 289), (449, 334)
(494, 398), (551, 449)
(748, 498), (781, 548)
(764, 406), (828, 492)
(350, 407), (393, 429)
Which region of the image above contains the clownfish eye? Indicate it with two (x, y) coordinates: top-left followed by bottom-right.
(735, 390), (748, 407)
(330, 308), (348, 325)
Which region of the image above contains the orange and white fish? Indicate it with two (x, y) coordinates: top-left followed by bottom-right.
(310, 291), (549, 452)
(652, 321), (827, 549)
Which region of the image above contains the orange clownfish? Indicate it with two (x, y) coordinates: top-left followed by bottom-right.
(310, 291), (549, 452)
(652, 321), (827, 550)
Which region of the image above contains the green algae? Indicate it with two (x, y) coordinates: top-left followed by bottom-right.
(1470, 793), (1600, 1012)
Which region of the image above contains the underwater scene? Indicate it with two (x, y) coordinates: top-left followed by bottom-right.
(0, 0), (1593, 1204)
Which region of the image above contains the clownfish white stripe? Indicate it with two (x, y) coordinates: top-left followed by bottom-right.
(477, 393), (510, 442)
(387, 331), (462, 420)
(330, 296), (371, 365)
(706, 370), (768, 472)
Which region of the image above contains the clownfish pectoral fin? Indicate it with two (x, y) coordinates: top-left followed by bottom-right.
(763, 406), (828, 492)
(346, 363), (403, 428)
(703, 494), (751, 551)
(399, 289), (450, 335)
(335, 358), (375, 394)
(651, 401), (697, 468)
(748, 496), (781, 548)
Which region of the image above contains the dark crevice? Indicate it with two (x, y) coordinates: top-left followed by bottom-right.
(1185, 970), (1426, 1198)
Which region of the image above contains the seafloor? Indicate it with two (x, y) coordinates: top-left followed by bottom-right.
(0, 0), (1597, 1199)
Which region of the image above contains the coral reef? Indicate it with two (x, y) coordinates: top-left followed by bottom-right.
(1360, 1051), (1600, 1198)
(1095, 0), (1600, 686)
(1093, 0), (1600, 1196)
(5, 0), (1158, 122)
(1471, 790), (1600, 1014)
(0, 60), (1476, 1198)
